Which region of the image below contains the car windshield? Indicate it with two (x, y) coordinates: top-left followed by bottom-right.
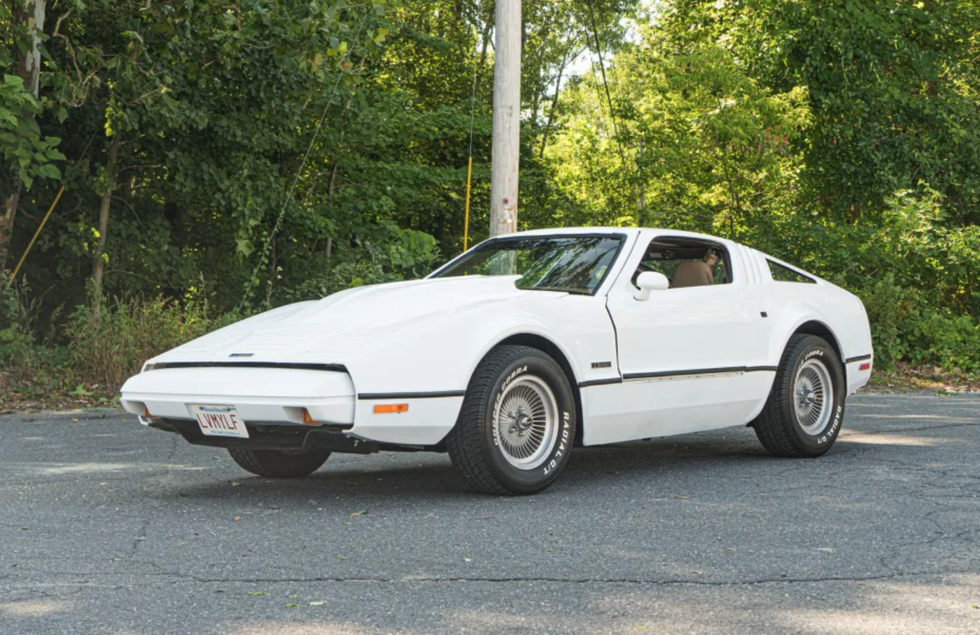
(433, 235), (623, 295)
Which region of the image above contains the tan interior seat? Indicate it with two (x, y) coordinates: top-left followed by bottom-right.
(672, 260), (714, 288)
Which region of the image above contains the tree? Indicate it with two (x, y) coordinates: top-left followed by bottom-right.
(1, 0), (64, 271)
(661, 0), (980, 224)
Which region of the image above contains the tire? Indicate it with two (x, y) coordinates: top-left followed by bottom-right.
(227, 448), (331, 478)
(447, 345), (577, 495)
(753, 334), (846, 458)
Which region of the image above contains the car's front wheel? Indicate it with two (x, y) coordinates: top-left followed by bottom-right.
(753, 334), (846, 457)
(447, 345), (577, 495)
(228, 448), (330, 478)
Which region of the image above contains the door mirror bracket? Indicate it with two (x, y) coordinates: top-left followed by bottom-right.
(634, 271), (670, 301)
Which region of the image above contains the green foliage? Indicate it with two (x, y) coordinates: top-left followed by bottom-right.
(854, 274), (921, 368)
(0, 279), (37, 365)
(283, 224), (441, 301)
(546, 42), (812, 234)
(67, 295), (225, 391)
(1, 0), (978, 397)
(0, 75), (65, 190)
(388, 227), (440, 276)
(661, 0), (980, 224)
(909, 312), (980, 374)
(854, 274), (980, 375)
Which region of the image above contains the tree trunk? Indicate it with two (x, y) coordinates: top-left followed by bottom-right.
(1, 191), (21, 273)
(92, 136), (120, 296)
(265, 233), (276, 304)
(0, 0), (46, 271)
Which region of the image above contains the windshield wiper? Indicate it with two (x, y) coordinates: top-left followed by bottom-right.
(519, 285), (591, 296)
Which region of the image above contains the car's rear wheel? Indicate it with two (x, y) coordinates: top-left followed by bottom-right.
(227, 448), (330, 478)
(753, 334), (846, 457)
(447, 345), (577, 495)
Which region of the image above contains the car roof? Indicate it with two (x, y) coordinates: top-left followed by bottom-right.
(506, 227), (640, 237)
(509, 227), (733, 245)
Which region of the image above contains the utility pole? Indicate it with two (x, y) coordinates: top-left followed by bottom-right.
(489, 0), (521, 237)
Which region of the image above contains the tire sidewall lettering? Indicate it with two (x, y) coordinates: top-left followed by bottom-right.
(816, 404), (843, 445)
(486, 357), (575, 487)
(492, 365), (528, 448)
(793, 344), (844, 449)
(543, 411), (571, 476)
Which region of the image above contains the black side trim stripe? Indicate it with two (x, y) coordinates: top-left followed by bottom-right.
(846, 354), (873, 363)
(579, 378), (623, 388)
(624, 366), (747, 380)
(580, 365), (777, 388)
(357, 390), (466, 401)
(150, 361), (348, 373)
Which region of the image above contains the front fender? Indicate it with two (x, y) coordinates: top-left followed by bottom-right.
(344, 295), (614, 396)
(339, 294), (616, 446)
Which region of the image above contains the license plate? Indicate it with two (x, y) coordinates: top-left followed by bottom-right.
(191, 405), (249, 439)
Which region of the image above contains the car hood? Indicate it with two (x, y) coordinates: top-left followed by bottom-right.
(153, 275), (551, 363)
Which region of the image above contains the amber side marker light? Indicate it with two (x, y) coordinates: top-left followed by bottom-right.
(374, 403), (409, 414)
(302, 409), (323, 426)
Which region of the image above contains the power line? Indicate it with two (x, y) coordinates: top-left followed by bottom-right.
(238, 10), (372, 312)
(585, 0), (628, 170)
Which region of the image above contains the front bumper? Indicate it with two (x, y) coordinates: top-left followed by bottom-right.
(121, 365), (464, 447)
(147, 418), (379, 453)
(120, 366), (355, 426)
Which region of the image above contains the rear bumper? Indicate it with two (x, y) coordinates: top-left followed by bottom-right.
(846, 354), (873, 395)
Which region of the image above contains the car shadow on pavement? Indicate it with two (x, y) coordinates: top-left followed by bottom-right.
(147, 427), (855, 504)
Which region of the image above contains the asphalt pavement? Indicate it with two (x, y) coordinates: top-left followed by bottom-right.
(1, 393), (979, 634)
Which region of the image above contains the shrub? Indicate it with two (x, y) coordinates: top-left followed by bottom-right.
(0, 278), (65, 372)
(853, 274), (921, 369)
(908, 313), (980, 375)
(67, 296), (221, 392)
(0, 279), (37, 367)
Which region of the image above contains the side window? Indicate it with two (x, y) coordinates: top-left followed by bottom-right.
(767, 260), (816, 284)
(632, 238), (732, 289)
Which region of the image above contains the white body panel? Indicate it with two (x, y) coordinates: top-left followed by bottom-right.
(120, 227), (874, 449)
(582, 372), (776, 445)
(120, 367), (355, 426)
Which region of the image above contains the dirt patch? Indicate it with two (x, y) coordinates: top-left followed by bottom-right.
(868, 361), (980, 395)
(0, 368), (116, 414)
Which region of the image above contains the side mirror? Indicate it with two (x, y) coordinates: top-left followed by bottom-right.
(634, 271), (669, 301)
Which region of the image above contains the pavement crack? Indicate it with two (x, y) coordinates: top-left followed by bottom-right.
(185, 570), (960, 587)
(164, 433), (179, 464)
(129, 517), (151, 558)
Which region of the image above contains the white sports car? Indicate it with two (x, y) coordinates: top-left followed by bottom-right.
(121, 228), (873, 494)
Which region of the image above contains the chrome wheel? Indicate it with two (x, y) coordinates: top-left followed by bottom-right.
(492, 375), (559, 470)
(795, 358), (833, 435)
